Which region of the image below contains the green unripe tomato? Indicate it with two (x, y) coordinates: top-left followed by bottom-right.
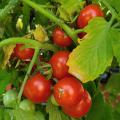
(51, 95), (59, 106)
(3, 90), (17, 107)
(19, 99), (35, 112)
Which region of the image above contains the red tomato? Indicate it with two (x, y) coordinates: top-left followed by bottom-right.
(23, 73), (52, 103)
(53, 27), (72, 47)
(53, 76), (84, 107)
(14, 44), (34, 60)
(63, 90), (92, 118)
(77, 4), (104, 28)
(49, 51), (70, 79)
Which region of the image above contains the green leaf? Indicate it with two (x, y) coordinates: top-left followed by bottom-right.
(83, 81), (97, 97)
(111, 28), (120, 64)
(0, 70), (12, 94)
(106, 73), (120, 94)
(0, 109), (11, 120)
(35, 111), (45, 120)
(106, 0), (120, 15)
(33, 0), (49, 4)
(54, 0), (84, 21)
(0, 108), (4, 120)
(67, 18), (113, 83)
(22, 3), (31, 34)
(0, 0), (19, 22)
(46, 101), (62, 120)
(0, 48), (4, 64)
(86, 92), (113, 120)
(0, 23), (5, 38)
(115, 103), (120, 114)
(113, 111), (120, 120)
(46, 101), (70, 120)
(33, 0), (49, 25)
(13, 108), (45, 120)
(3, 110), (11, 120)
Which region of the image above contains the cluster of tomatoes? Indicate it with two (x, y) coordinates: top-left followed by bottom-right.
(11, 3), (104, 118)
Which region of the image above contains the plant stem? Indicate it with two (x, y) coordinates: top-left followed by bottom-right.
(112, 22), (120, 28)
(108, 16), (115, 28)
(17, 48), (39, 103)
(23, 0), (78, 45)
(0, 37), (58, 52)
(74, 29), (84, 34)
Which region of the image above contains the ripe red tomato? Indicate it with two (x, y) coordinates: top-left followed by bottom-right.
(77, 4), (104, 28)
(14, 44), (34, 60)
(49, 51), (70, 80)
(53, 27), (72, 47)
(62, 90), (92, 118)
(23, 73), (52, 103)
(53, 76), (84, 107)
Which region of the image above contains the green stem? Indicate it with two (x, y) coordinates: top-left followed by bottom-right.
(0, 37), (58, 52)
(17, 48), (39, 103)
(74, 29), (84, 34)
(23, 0), (78, 45)
(108, 16), (115, 28)
(39, 5), (55, 9)
(112, 22), (120, 28)
(101, 0), (119, 20)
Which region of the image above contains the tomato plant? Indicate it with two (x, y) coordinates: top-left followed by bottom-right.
(53, 76), (84, 107)
(49, 51), (70, 80)
(52, 27), (72, 47)
(23, 72), (52, 103)
(0, 0), (120, 119)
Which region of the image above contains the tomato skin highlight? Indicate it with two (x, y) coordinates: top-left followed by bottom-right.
(77, 4), (104, 28)
(23, 73), (52, 103)
(14, 44), (34, 60)
(53, 27), (72, 47)
(53, 76), (84, 107)
(49, 51), (70, 80)
(62, 90), (92, 118)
